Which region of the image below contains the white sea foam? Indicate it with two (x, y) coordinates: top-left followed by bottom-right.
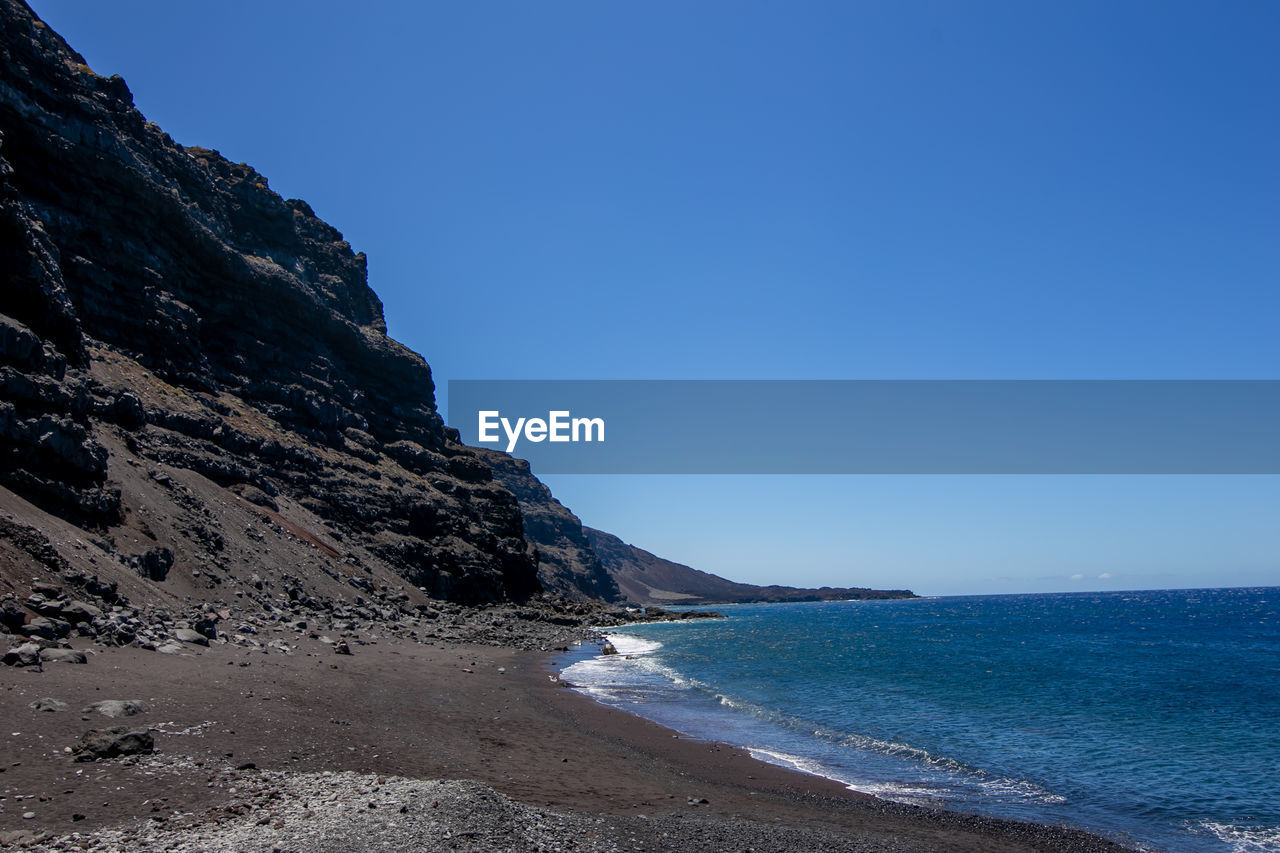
(834, 730), (1067, 804)
(560, 633), (663, 691)
(746, 748), (943, 806)
(747, 747), (843, 782)
(1194, 821), (1280, 853)
(604, 633), (662, 657)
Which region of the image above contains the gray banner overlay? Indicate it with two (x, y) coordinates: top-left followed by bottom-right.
(447, 380), (1280, 474)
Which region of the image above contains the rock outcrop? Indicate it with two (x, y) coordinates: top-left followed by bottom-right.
(0, 0), (910, 638)
(585, 528), (916, 606)
(0, 0), (539, 609)
(477, 449), (621, 602)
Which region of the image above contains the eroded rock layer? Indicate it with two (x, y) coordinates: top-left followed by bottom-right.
(0, 0), (539, 606)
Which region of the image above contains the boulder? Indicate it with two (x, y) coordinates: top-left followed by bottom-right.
(59, 600), (102, 624)
(173, 628), (209, 646)
(71, 727), (154, 762)
(22, 616), (71, 640)
(0, 598), (26, 632)
(29, 697), (68, 712)
(41, 648), (86, 664)
(231, 484), (277, 511)
(83, 699), (152, 718)
(2, 642), (41, 667)
(192, 617), (218, 640)
(134, 547), (174, 582)
(25, 594), (65, 618)
(112, 391), (146, 429)
(31, 582), (62, 598)
(80, 576), (120, 604)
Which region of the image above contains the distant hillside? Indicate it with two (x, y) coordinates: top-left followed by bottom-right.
(584, 528), (915, 606)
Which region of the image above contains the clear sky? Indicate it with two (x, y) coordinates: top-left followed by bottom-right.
(28, 1), (1279, 595)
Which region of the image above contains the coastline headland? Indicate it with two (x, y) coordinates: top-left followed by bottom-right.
(1, 2), (1129, 849)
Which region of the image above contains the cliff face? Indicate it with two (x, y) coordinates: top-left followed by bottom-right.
(0, 0), (539, 604)
(0, 0), (912, 624)
(476, 449), (622, 602)
(585, 528), (916, 606)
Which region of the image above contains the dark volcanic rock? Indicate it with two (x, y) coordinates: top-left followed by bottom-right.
(0, 595), (27, 632)
(478, 450), (621, 602)
(59, 599), (102, 623)
(83, 699), (151, 718)
(2, 641), (41, 667)
(133, 546), (173, 582)
(72, 726), (154, 762)
(0, 0), (539, 605)
(585, 527), (916, 606)
(172, 627), (208, 646)
(22, 614), (71, 640)
(39, 646), (85, 663)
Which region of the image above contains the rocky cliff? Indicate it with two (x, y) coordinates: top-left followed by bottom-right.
(476, 449), (621, 602)
(585, 528), (916, 606)
(0, 0), (911, 647)
(0, 0), (541, 611)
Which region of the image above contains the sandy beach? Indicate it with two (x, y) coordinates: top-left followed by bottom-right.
(1, 629), (1138, 851)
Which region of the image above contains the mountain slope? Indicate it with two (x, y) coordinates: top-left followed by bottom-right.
(0, 0), (540, 607)
(585, 528), (915, 606)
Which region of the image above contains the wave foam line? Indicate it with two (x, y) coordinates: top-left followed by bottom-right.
(1195, 821), (1280, 853)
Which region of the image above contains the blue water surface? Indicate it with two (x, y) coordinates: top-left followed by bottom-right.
(560, 588), (1280, 853)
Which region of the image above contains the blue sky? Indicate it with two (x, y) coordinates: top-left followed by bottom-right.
(29, 1), (1278, 595)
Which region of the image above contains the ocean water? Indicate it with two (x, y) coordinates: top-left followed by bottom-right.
(559, 588), (1280, 853)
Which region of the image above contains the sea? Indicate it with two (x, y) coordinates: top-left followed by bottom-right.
(559, 588), (1280, 853)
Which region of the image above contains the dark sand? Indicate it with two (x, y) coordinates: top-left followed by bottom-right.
(1, 634), (1139, 851)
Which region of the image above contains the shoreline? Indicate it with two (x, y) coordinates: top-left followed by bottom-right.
(1, 628), (1141, 851)
(551, 634), (1148, 851)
